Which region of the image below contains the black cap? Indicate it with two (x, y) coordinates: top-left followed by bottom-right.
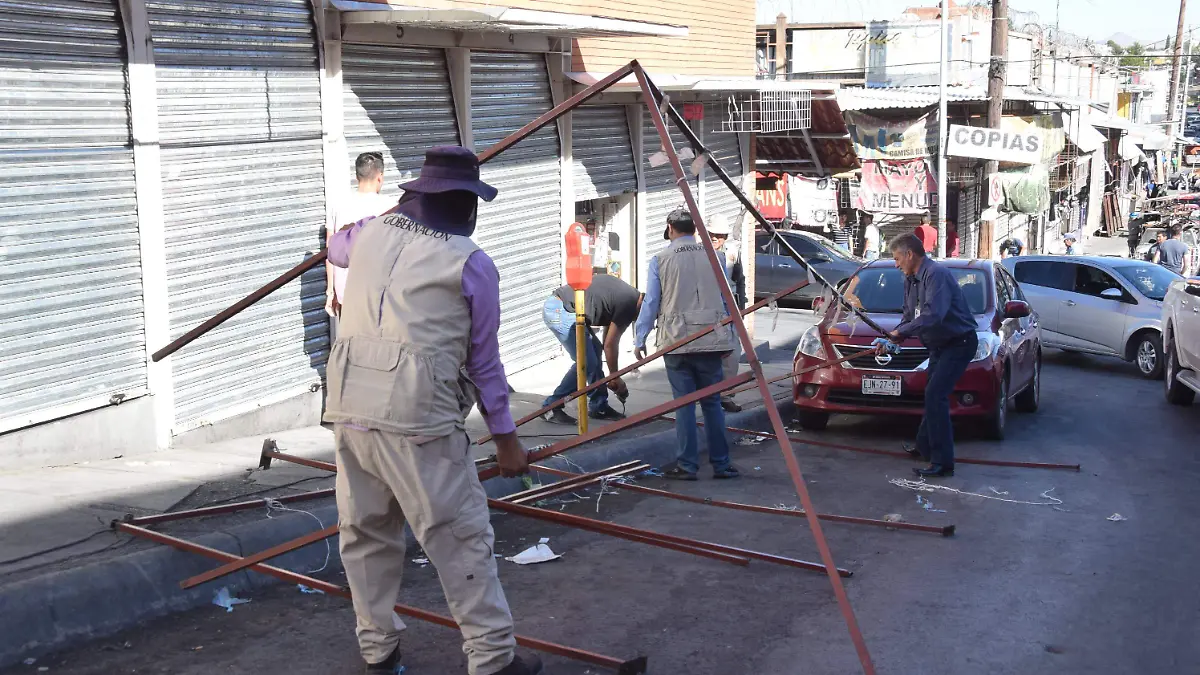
(664, 207), (695, 239)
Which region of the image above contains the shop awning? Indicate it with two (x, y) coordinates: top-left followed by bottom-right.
(1064, 112), (1106, 153)
(333, 1), (688, 38)
(835, 86), (988, 111)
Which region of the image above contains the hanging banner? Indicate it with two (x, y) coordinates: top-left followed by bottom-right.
(997, 165), (1051, 214)
(844, 110), (940, 160)
(1000, 113), (1064, 164)
(854, 158), (938, 214)
(754, 172), (788, 220)
(788, 175), (840, 226)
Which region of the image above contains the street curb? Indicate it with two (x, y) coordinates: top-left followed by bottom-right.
(0, 401), (793, 669)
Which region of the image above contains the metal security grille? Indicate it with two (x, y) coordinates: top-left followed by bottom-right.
(470, 51), (561, 374)
(572, 106), (635, 201)
(342, 44), (460, 191)
(702, 105), (746, 227)
(0, 0), (148, 433)
(149, 0), (327, 430)
(640, 114), (697, 286)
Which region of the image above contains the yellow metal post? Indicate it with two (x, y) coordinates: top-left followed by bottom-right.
(575, 289), (588, 434)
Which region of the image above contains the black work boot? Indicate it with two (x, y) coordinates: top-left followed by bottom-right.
(494, 653), (545, 675)
(364, 645), (402, 673)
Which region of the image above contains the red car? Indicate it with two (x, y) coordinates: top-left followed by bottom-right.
(793, 258), (1042, 439)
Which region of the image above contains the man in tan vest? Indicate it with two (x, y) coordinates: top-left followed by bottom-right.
(326, 146), (543, 675)
(633, 208), (740, 481)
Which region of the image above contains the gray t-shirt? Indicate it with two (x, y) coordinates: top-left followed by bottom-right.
(1158, 238), (1189, 274)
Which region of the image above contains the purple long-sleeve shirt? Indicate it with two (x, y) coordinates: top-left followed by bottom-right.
(329, 220), (516, 436)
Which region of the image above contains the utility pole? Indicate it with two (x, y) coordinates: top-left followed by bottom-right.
(983, 0), (1008, 258)
(1051, 0), (1060, 93)
(1168, 0), (1188, 139)
(937, 0), (949, 257)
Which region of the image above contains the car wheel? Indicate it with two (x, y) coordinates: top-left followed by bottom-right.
(1014, 356), (1041, 413)
(1135, 333), (1165, 379)
(795, 410), (830, 431)
(1164, 334), (1196, 405)
(984, 372), (1008, 440)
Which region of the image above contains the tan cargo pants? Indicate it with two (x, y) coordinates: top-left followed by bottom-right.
(335, 425), (516, 674)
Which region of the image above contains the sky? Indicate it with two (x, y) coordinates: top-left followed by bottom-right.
(756, 0), (1195, 45)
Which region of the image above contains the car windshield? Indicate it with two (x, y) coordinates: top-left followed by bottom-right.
(1111, 262), (1178, 300)
(1140, 229), (1165, 246)
(784, 233), (857, 261)
(841, 266), (990, 315)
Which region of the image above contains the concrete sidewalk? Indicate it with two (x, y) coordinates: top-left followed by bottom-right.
(0, 309), (815, 582)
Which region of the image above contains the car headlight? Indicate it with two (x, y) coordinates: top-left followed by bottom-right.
(972, 333), (1001, 362)
(797, 326), (827, 359)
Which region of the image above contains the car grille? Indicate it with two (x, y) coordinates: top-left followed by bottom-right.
(833, 344), (930, 371)
(826, 389), (926, 409)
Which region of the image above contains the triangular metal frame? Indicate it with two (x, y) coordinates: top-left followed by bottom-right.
(149, 60), (876, 674)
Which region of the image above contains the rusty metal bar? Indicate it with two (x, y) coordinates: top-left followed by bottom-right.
(473, 277), (809, 447)
(115, 523), (647, 673)
(723, 425), (1082, 472)
(125, 488), (335, 527)
(642, 76), (885, 338)
(634, 65), (876, 675)
(151, 62), (637, 364)
(505, 462), (649, 505)
(490, 499), (848, 575)
(180, 526), (337, 590)
(476, 371), (754, 482)
(530, 465), (953, 537)
(725, 351), (877, 398)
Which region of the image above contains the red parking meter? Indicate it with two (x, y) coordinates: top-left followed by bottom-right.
(564, 223), (592, 432)
(564, 222), (593, 291)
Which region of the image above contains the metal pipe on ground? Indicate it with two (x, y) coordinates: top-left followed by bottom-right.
(123, 488), (336, 527)
(530, 465), (954, 537)
(503, 462), (649, 505)
(114, 523), (648, 674)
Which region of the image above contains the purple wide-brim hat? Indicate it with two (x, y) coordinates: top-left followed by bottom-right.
(398, 145), (498, 202)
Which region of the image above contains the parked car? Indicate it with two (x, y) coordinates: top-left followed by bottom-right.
(754, 230), (862, 305)
(1002, 255), (1178, 378)
(792, 259), (1041, 439)
(1162, 278), (1200, 405)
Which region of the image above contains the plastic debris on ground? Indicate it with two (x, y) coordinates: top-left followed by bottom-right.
(916, 494), (947, 513)
(883, 513), (904, 523)
(411, 557), (430, 566)
(735, 435), (765, 446)
(393, 612), (407, 631)
(641, 468), (664, 478)
(1107, 513), (1128, 522)
(297, 584), (325, 594)
(505, 537), (562, 565)
(22, 659), (35, 666)
(212, 587), (250, 613)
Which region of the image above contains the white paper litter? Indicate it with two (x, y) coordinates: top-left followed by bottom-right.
(411, 557), (430, 565)
(1107, 513), (1127, 522)
(393, 612), (407, 631)
(505, 542), (562, 565)
(883, 513), (903, 523)
(212, 587), (250, 613)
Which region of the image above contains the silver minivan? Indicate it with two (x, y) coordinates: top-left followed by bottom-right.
(1002, 256), (1180, 378)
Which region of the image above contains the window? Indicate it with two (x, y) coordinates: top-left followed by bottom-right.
(1013, 260), (1074, 291)
(995, 267), (1012, 307)
(1000, 268), (1026, 301)
(1073, 264), (1125, 299)
(844, 267), (989, 314)
(780, 233), (823, 258)
(755, 232), (776, 255)
(1112, 262), (1178, 301)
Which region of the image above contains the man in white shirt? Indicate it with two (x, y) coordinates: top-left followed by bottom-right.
(861, 216), (880, 260)
(326, 152), (396, 318)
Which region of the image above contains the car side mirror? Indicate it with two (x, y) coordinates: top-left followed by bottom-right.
(1100, 288), (1123, 300)
(1003, 300), (1032, 319)
(807, 254), (831, 264)
(1186, 281), (1200, 297)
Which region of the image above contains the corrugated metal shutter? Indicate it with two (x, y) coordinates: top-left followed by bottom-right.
(640, 115), (697, 285)
(470, 51), (561, 374)
(702, 106), (747, 226)
(342, 44), (459, 192)
(149, 0), (327, 430)
(572, 106), (635, 200)
(0, 0), (147, 432)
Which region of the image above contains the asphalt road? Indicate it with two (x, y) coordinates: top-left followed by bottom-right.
(8, 348), (1198, 675)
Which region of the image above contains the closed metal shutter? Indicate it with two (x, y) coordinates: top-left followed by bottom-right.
(0, 0), (147, 432)
(572, 106), (635, 200)
(470, 51), (561, 373)
(342, 44), (459, 191)
(640, 115), (697, 285)
(149, 0), (327, 430)
(702, 106), (747, 226)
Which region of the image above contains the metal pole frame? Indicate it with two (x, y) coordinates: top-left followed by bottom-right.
(114, 523), (648, 674)
(142, 59), (877, 673)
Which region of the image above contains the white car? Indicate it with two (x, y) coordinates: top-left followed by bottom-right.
(1002, 256), (1180, 378)
(1163, 278), (1200, 405)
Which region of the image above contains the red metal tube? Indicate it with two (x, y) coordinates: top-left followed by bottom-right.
(507, 462), (648, 505)
(530, 465), (953, 537)
(180, 525), (338, 590)
(125, 488), (335, 527)
(115, 523), (646, 673)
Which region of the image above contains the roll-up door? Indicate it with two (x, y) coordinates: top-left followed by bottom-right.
(702, 105), (748, 226)
(640, 114), (698, 286)
(149, 0), (327, 430)
(470, 51), (561, 374)
(572, 106), (635, 200)
(0, 0), (147, 433)
(342, 44), (460, 191)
